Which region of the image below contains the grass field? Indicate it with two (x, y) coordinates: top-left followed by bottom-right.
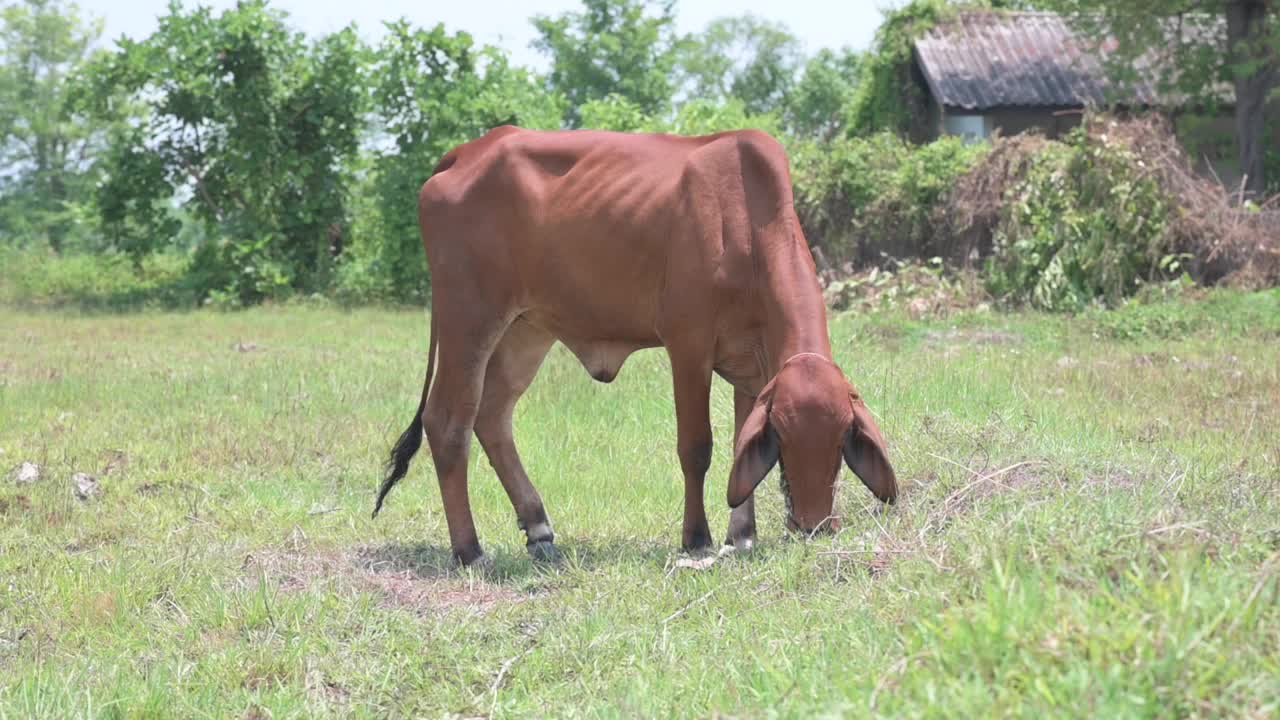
(1, 290), (1278, 718)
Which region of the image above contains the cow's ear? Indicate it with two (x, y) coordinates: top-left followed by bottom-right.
(728, 388), (780, 508)
(843, 394), (898, 503)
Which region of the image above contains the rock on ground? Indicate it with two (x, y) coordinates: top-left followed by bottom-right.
(72, 472), (101, 501)
(13, 462), (40, 485)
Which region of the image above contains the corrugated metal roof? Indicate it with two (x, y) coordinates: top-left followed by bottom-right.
(914, 12), (1214, 111)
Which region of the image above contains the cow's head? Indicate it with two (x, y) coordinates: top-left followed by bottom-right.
(727, 353), (897, 533)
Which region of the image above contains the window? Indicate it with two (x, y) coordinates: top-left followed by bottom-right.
(943, 114), (989, 142)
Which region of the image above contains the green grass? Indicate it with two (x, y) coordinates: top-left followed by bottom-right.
(2, 290), (1278, 718)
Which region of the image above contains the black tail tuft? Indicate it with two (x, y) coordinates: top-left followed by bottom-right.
(374, 196), (440, 518)
(374, 414), (423, 518)
(374, 306), (436, 517)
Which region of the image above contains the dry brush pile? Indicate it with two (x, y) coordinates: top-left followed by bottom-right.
(797, 114), (1279, 313)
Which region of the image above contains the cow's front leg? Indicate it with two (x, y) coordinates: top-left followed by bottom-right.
(669, 353), (714, 553)
(725, 388), (758, 552)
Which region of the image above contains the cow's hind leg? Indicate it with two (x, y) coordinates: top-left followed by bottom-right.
(473, 319), (560, 562)
(423, 306), (512, 569)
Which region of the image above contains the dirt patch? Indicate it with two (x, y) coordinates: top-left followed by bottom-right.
(853, 323), (908, 344)
(925, 459), (1058, 533)
(65, 531), (117, 555)
(822, 459), (1060, 580)
(306, 671), (351, 707)
(0, 495), (31, 516)
(818, 262), (990, 319)
(242, 545), (532, 616)
(100, 449), (129, 477)
(362, 574), (521, 615)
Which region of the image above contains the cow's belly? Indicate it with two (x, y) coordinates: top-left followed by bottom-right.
(508, 201), (674, 381)
(519, 274), (662, 384)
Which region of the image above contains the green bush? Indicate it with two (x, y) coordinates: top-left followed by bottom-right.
(578, 94), (657, 132)
(984, 128), (1173, 311)
(665, 98), (781, 136)
(791, 133), (986, 265)
(579, 94), (781, 136)
(0, 246), (195, 309)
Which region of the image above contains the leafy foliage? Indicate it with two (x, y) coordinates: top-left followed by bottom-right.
(844, 0), (1064, 140)
(577, 93), (656, 132)
(343, 22), (564, 302)
(1, 0), (1272, 312)
(785, 48), (862, 140)
(1042, 0), (1279, 195)
(579, 92), (781, 137)
(675, 14), (804, 116)
(846, 0), (955, 140)
(984, 128), (1174, 311)
(791, 132), (987, 265)
(0, 0), (107, 252)
(532, 0), (679, 126)
(0, 245), (193, 308)
(81, 0), (367, 304)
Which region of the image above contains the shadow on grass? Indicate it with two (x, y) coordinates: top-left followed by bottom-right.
(352, 535), (724, 585)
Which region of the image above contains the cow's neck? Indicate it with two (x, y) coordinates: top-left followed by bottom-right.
(759, 236), (833, 375)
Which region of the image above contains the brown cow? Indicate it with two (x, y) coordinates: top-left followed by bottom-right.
(374, 125), (897, 568)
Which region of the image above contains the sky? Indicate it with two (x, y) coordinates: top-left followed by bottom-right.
(83, 0), (906, 69)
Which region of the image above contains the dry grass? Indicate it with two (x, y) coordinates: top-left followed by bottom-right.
(1, 290), (1278, 717)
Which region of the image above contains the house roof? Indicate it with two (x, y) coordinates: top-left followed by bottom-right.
(913, 11), (1221, 111)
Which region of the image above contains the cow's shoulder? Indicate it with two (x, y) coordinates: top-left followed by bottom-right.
(682, 129), (790, 178)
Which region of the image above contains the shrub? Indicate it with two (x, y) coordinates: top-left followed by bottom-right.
(578, 94), (658, 132)
(578, 94), (781, 136)
(791, 133), (986, 267)
(0, 246), (195, 309)
(664, 98), (781, 136)
(972, 116), (1279, 311)
(1087, 285), (1280, 340)
(983, 127), (1173, 311)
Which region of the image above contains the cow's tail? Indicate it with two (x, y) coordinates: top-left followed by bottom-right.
(373, 307), (437, 518)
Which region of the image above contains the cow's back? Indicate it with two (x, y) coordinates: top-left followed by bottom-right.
(418, 126), (797, 351)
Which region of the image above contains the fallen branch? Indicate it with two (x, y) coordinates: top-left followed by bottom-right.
(490, 644), (537, 714)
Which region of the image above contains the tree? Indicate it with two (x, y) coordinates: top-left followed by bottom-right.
(1046, 0), (1278, 196)
(785, 48), (862, 140)
(81, 0), (367, 301)
(675, 14), (804, 116)
(531, 0), (679, 125)
(846, 0), (955, 141)
(357, 21), (563, 297)
(0, 0), (105, 252)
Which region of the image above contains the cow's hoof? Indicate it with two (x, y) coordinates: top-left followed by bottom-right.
(681, 527), (715, 555)
(528, 540), (563, 564)
(459, 552), (494, 574)
(730, 536), (755, 554)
